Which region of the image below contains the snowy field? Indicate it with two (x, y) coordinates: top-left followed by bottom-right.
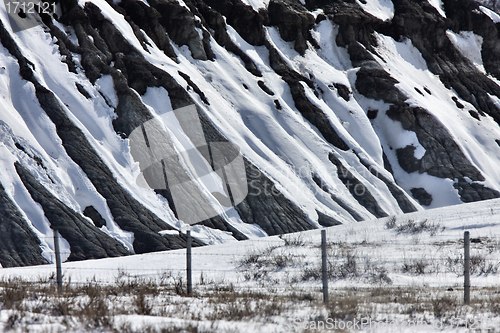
(1, 198), (500, 332)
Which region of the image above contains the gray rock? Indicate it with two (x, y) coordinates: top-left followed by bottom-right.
(0, 181), (48, 267)
(410, 188), (433, 206)
(355, 154), (418, 213)
(311, 173), (365, 221)
(267, 0), (316, 54)
(16, 163), (131, 261)
(316, 210), (342, 227)
(146, 0), (208, 60)
(83, 206), (107, 228)
(267, 44), (350, 151)
(118, 0), (177, 60)
(201, 0), (266, 46)
(329, 153), (389, 218)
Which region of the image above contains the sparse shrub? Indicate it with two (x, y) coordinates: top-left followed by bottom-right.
(432, 296), (457, 318)
(174, 276), (186, 296)
(328, 295), (359, 320)
(385, 216), (397, 229)
(447, 254), (499, 276)
(79, 290), (113, 328)
(337, 250), (358, 278)
(446, 255), (464, 275)
(279, 233), (306, 247)
(395, 219), (443, 235)
(402, 259), (429, 275)
(489, 294), (500, 315)
(301, 249), (360, 281)
(0, 279), (27, 310)
(51, 297), (75, 316)
(238, 246), (303, 282)
(135, 293), (152, 315)
(470, 255), (499, 275)
(367, 265), (392, 285)
(239, 251), (261, 266)
(270, 252), (297, 269)
(6, 312), (21, 330)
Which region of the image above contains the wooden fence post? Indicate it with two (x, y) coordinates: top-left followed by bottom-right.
(187, 230), (192, 296)
(321, 229), (328, 303)
(53, 229), (63, 292)
(464, 231), (470, 304)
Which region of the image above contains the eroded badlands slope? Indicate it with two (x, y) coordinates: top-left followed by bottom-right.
(1, 0), (500, 266)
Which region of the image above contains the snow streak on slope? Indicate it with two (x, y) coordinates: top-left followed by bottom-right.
(356, 0), (394, 21)
(480, 5), (500, 22)
(446, 30), (485, 74)
(428, 0), (446, 17)
(241, 0), (269, 11)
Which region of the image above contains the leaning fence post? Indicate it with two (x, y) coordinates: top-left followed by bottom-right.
(186, 229), (192, 296)
(53, 229), (63, 292)
(321, 229), (328, 303)
(464, 231), (470, 304)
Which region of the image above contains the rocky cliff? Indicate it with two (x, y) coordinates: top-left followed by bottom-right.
(1, 0), (500, 267)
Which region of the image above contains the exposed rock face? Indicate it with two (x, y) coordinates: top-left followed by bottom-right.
(267, 44), (349, 151)
(201, 0), (267, 45)
(411, 187), (433, 206)
(329, 153), (389, 218)
(305, 0), (500, 204)
(267, 0), (316, 55)
(2, 0), (500, 266)
(0, 182), (48, 267)
(16, 163), (131, 261)
(0, 17), (199, 257)
(355, 155), (418, 214)
(145, 0), (209, 60)
(388, 105), (485, 181)
(83, 206), (107, 228)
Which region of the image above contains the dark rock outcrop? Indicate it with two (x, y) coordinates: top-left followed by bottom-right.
(3, 0), (500, 267)
(305, 0), (500, 205)
(76, 3), (315, 236)
(329, 153), (389, 218)
(0, 181), (48, 267)
(387, 105), (486, 181)
(16, 163), (131, 261)
(145, 0), (209, 60)
(189, 0), (263, 76)
(235, 160), (315, 235)
(83, 206), (107, 228)
(0, 18), (200, 255)
(316, 210), (342, 227)
(201, 0), (267, 45)
(454, 177), (500, 202)
(35, 86), (199, 253)
(355, 155), (418, 213)
(267, 0), (316, 54)
(118, 0), (177, 60)
(312, 173), (365, 221)
(267, 44), (350, 151)
(410, 187), (433, 206)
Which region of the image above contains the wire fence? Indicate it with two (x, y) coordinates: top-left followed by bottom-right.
(2, 229), (499, 302)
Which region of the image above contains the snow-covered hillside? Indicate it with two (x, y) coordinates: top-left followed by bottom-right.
(1, 0), (500, 267)
(1, 197), (500, 332)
